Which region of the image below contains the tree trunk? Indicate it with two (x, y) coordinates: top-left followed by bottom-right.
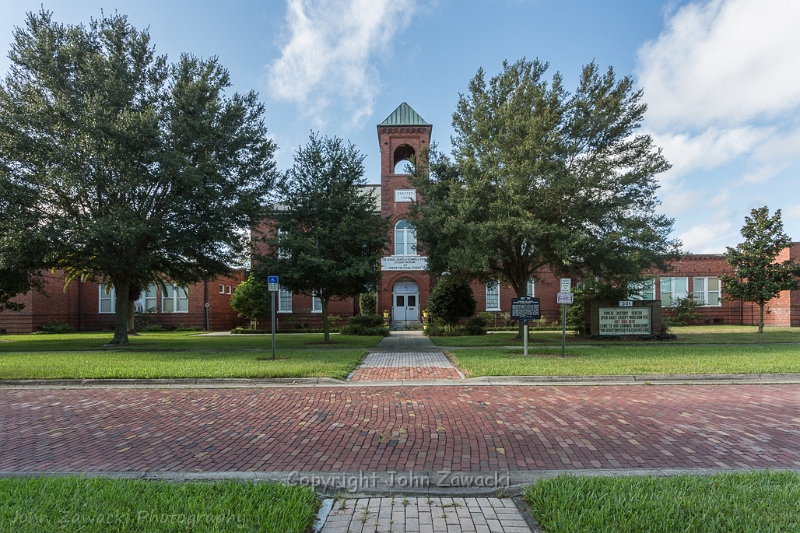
(111, 279), (131, 345)
(758, 302), (765, 334)
(127, 286), (140, 335)
(322, 298), (330, 342)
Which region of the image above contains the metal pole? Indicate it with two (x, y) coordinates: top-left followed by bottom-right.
(271, 291), (276, 361)
(523, 322), (528, 356)
(561, 304), (567, 358)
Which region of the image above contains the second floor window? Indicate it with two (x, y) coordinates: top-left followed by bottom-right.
(394, 220), (417, 255)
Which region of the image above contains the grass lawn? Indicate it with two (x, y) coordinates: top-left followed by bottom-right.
(0, 477), (317, 533)
(449, 343), (800, 377)
(0, 332), (379, 379)
(430, 325), (800, 347)
(525, 471), (800, 533)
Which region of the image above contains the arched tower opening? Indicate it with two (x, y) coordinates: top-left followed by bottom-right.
(393, 144), (416, 174)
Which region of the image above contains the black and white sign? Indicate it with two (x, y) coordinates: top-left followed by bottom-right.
(381, 256), (428, 271)
(560, 278), (571, 292)
(619, 300), (633, 307)
(599, 307), (651, 335)
(511, 297), (541, 323)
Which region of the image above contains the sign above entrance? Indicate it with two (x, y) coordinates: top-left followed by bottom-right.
(381, 255), (428, 271)
(393, 282), (419, 293)
(394, 189), (416, 202)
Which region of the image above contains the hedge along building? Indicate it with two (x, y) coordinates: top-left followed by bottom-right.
(250, 102), (800, 331)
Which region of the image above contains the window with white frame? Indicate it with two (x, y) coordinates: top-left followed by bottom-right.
(312, 292), (322, 313)
(134, 284), (158, 313)
(162, 285), (188, 313)
(98, 284), (115, 314)
(693, 277), (721, 306)
(226, 285), (232, 295)
(660, 277), (688, 307)
(278, 287), (292, 313)
(219, 284), (225, 294)
(486, 280), (500, 310)
(277, 228), (290, 259)
(526, 278), (535, 297)
(629, 279), (655, 300)
(394, 220), (417, 255)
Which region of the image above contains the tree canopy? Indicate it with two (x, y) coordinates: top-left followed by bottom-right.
(230, 274), (272, 329)
(411, 59), (679, 323)
(721, 207), (800, 333)
(255, 133), (389, 341)
(0, 10), (277, 342)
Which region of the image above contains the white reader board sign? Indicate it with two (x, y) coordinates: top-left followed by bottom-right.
(599, 307), (651, 335)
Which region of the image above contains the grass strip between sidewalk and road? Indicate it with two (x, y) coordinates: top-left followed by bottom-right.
(525, 471), (800, 533)
(449, 343), (800, 377)
(0, 332), (376, 379)
(430, 326), (800, 347)
(0, 477), (318, 533)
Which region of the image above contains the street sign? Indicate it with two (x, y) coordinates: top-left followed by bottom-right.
(267, 275), (279, 292)
(560, 278), (571, 293)
(510, 297), (541, 323)
(619, 300), (633, 307)
(557, 292), (574, 305)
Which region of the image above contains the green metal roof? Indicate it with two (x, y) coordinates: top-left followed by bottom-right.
(379, 102), (430, 126)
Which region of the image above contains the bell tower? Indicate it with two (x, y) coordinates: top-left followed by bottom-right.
(377, 103), (433, 327)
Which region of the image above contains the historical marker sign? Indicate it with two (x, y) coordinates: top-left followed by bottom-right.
(598, 307), (651, 335)
(511, 297), (541, 323)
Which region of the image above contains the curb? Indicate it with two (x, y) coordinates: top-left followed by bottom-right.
(3, 373), (800, 389)
(2, 468), (799, 497)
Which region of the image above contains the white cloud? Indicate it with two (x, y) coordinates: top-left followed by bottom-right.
(677, 220), (734, 253)
(652, 126), (771, 178)
(637, 0), (800, 131)
(785, 204), (800, 219)
(267, 0), (417, 126)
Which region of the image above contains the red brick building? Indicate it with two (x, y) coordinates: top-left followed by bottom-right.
(3, 103), (799, 333)
(0, 272), (245, 334)
(254, 103), (800, 331)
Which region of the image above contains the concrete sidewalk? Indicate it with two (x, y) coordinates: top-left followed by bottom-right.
(370, 331), (442, 352)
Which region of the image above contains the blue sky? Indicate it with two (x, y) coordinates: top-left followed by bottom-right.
(2, 0), (799, 252)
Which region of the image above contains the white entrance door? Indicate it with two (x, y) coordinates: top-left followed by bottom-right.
(393, 281), (419, 323)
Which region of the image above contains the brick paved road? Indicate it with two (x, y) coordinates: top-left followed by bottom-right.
(2, 385), (800, 473)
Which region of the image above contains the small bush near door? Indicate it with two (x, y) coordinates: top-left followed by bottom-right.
(340, 314), (389, 336)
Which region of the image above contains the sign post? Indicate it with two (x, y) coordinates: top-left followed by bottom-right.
(559, 279), (572, 358)
(510, 297), (541, 356)
(268, 276), (279, 361)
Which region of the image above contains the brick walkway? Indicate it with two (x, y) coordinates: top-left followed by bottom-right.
(350, 367), (462, 381)
(350, 351), (462, 381)
(321, 497), (529, 533)
(2, 385), (800, 473)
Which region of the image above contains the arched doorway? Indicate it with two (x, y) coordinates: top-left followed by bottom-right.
(392, 279), (419, 324)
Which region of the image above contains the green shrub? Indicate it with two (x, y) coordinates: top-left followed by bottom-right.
(140, 323), (166, 332)
(36, 321), (74, 334)
(359, 292), (377, 315)
(340, 324), (389, 336)
(428, 277), (477, 327)
(464, 315), (487, 335)
(175, 324), (202, 332)
(348, 314), (384, 328)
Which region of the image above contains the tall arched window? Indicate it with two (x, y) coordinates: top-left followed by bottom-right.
(394, 220), (417, 256)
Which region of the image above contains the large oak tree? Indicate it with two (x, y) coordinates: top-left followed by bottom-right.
(0, 10), (277, 343)
(411, 59), (679, 334)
